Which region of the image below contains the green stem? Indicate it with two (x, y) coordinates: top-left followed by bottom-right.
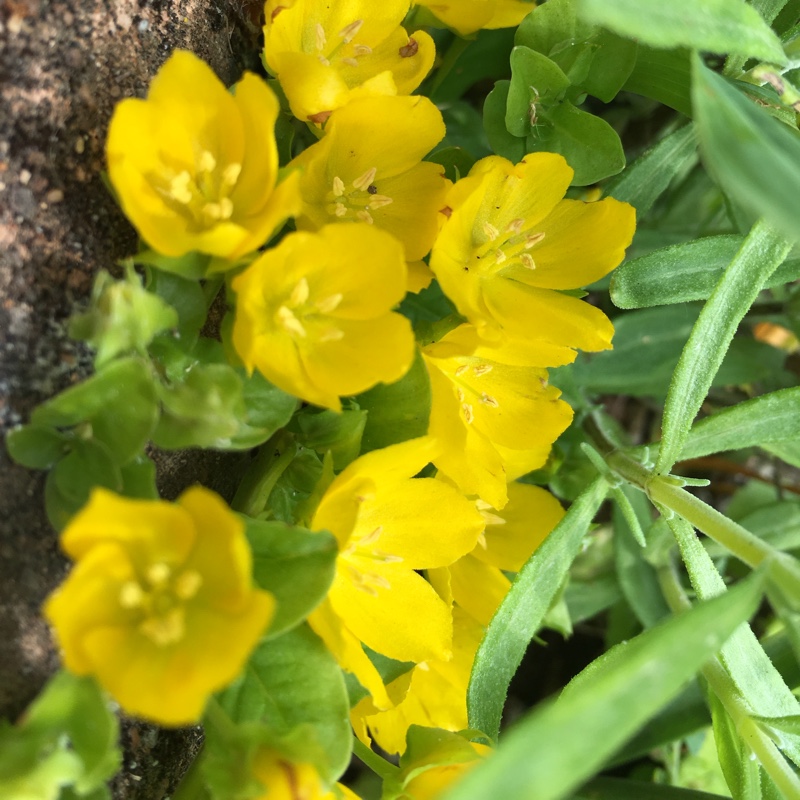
(352, 736), (400, 780)
(231, 430), (298, 517)
(659, 565), (800, 799)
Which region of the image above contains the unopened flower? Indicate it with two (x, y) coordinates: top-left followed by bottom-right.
(422, 324), (573, 509)
(44, 487), (274, 726)
(263, 0), (435, 123)
(308, 438), (485, 709)
(251, 750), (361, 799)
(231, 224), (415, 411)
(290, 95), (449, 289)
(417, 0), (535, 36)
(107, 50), (300, 260)
(430, 153), (635, 353)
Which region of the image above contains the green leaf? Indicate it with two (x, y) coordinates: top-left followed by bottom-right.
(446, 574), (765, 800)
(606, 124), (698, 215)
(656, 219), (793, 474)
(357, 349), (431, 453)
(612, 235), (800, 309)
(622, 47), (693, 116)
(32, 358), (158, 465)
(244, 519), (337, 639)
(345, 647), (414, 708)
(133, 248), (211, 280)
(529, 101), (625, 185)
(425, 146), (477, 182)
(708, 691), (761, 800)
(231, 371), (298, 450)
(289, 405), (366, 471)
(147, 269), (207, 345)
(680, 388), (800, 460)
(5, 425), (69, 469)
(506, 47), (571, 137)
(217, 625), (351, 782)
(578, 0), (786, 65)
(119, 455), (158, 499)
(0, 672), (120, 799)
(693, 58), (800, 244)
(579, 29), (638, 103)
(763, 439), (800, 468)
(516, 0), (590, 56)
(483, 81), (527, 163)
(467, 477), (608, 740)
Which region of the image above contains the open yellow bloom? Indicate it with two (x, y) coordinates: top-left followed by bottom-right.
(417, 0), (535, 36)
(422, 324), (573, 509)
(430, 153), (635, 352)
(251, 750), (361, 799)
(107, 50), (300, 261)
(44, 487), (274, 726)
(263, 0), (435, 123)
(231, 224), (415, 411)
(308, 438), (485, 709)
(290, 95), (449, 288)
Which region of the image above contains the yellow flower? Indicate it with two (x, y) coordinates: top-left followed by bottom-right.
(290, 95), (450, 289)
(351, 607), (483, 755)
(422, 324), (573, 509)
(251, 750), (361, 799)
(43, 487), (274, 726)
(417, 0), (535, 36)
(430, 153), (635, 352)
(307, 438), (485, 709)
(263, 0), (435, 123)
(431, 482), (565, 626)
(107, 50), (300, 260)
(231, 224), (416, 412)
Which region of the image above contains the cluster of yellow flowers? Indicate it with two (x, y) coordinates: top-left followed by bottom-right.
(44, 1), (635, 797)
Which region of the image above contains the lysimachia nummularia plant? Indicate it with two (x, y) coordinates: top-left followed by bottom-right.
(6, 0), (800, 798)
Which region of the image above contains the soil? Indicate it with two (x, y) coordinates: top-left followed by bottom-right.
(0, 2), (264, 797)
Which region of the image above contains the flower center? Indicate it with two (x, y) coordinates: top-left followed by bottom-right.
(312, 19), (373, 69)
(341, 525), (403, 596)
(118, 562), (203, 646)
(152, 149), (242, 231)
(469, 216), (546, 276)
(451, 360), (498, 425)
(274, 277), (345, 343)
(328, 167), (394, 225)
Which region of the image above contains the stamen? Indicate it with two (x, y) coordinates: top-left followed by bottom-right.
(476, 531), (488, 549)
(341, 57), (359, 67)
(147, 562), (171, 587)
(494, 249), (507, 264)
(353, 166), (377, 191)
(169, 171), (193, 204)
(482, 222), (500, 241)
(332, 176), (345, 197)
(316, 292), (343, 313)
(481, 392), (499, 407)
(525, 232), (546, 248)
(140, 608), (185, 646)
(480, 510), (506, 526)
(222, 163), (241, 187)
(174, 570), (202, 600)
(356, 209), (374, 224)
(119, 581), (145, 609)
(360, 526), (384, 546)
(455, 364), (469, 377)
(456, 388), (465, 402)
(315, 22), (327, 51)
(219, 198), (233, 219)
(198, 151), (216, 174)
(318, 55), (331, 66)
(368, 194), (393, 209)
(339, 19), (364, 42)
(289, 277), (310, 307)
(417, 661), (431, 672)
(473, 364), (493, 376)
(353, 44), (372, 56)
(318, 328), (345, 342)
(334, 202), (347, 217)
(462, 403), (474, 424)
(520, 253), (536, 270)
(276, 306), (307, 337)
(507, 218), (524, 233)
(203, 202), (223, 221)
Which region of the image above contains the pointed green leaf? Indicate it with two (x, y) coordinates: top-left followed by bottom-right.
(467, 477), (608, 740)
(693, 58), (800, 243)
(483, 81), (527, 163)
(656, 219), (793, 474)
(6, 425), (69, 469)
(578, 0), (786, 65)
(507, 47), (571, 137)
(622, 46), (693, 116)
(447, 575), (764, 800)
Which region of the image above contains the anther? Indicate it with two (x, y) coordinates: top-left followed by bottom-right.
(520, 253), (536, 270)
(339, 19), (364, 42)
(341, 57), (359, 67)
(507, 218), (524, 233)
(481, 393), (499, 407)
(473, 364), (493, 376)
(476, 531), (488, 549)
(356, 209), (374, 224)
(334, 202), (347, 217)
(198, 151), (216, 174)
(174, 570), (202, 600)
(480, 510), (506, 526)
(319, 328), (345, 342)
(316, 292), (343, 313)
(353, 167), (377, 191)
(318, 55), (331, 66)
(455, 364), (469, 377)
(353, 44), (372, 56)
(482, 222), (500, 241)
(277, 306), (307, 337)
(315, 22), (327, 51)
(140, 608), (185, 646)
(494, 249), (507, 264)
(222, 163), (241, 187)
(360, 526), (384, 546)
(368, 194), (393, 209)
(289, 277), (310, 307)
(147, 562), (171, 586)
(463, 403), (474, 424)
(119, 581), (145, 609)
(169, 171), (193, 204)
(332, 176), (345, 197)
(525, 232), (546, 248)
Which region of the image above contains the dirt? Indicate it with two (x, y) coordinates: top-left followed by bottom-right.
(0, 1), (263, 797)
